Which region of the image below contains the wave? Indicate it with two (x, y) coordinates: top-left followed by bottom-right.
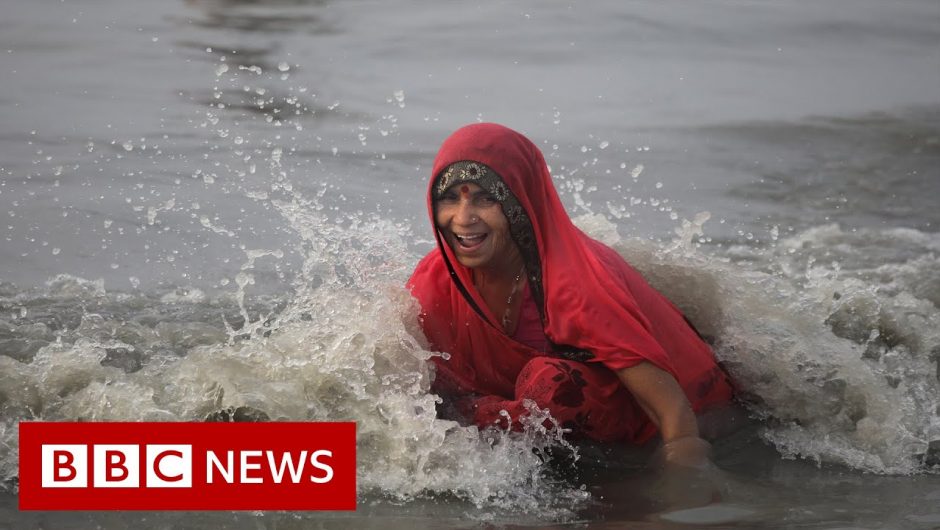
(1, 208), (937, 521)
(592, 214), (940, 474)
(0, 199), (590, 520)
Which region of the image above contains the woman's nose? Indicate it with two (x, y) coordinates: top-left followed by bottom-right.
(453, 199), (478, 225)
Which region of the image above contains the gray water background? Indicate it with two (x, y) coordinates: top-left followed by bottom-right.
(2, 0), (940, 528)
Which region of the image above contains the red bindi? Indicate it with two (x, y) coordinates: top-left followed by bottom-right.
(460, 185), (470, 197)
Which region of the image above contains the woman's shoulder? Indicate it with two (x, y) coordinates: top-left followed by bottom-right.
(581, 236), (676, 310)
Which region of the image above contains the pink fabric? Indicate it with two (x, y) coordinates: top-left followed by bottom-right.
(407, 123), (733, 443)
(511, 283), (549, 352)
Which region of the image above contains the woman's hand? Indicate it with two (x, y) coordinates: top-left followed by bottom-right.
(616, 362), (722, 509)
(657, 435), (713, 469)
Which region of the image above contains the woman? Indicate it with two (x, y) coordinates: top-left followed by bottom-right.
(408, 123), (733, 467)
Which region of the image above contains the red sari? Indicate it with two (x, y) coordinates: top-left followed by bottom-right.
(408, 123), (732, 444)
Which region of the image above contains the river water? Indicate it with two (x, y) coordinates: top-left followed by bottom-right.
(2, 0), (939, 528)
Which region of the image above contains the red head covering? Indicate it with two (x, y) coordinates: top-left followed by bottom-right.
(408, 123), (730, 422)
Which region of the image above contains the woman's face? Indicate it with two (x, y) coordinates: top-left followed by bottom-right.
(434, 182), (515, 271)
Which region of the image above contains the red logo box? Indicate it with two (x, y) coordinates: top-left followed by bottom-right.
(19, 422), (356, 510)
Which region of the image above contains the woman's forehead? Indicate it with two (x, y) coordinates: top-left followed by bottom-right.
(442, 182), (484, 195)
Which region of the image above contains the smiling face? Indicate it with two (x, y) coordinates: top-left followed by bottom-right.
(434, 182), (516, 271)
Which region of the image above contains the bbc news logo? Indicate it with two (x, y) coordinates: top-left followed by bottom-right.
(39, 444), (334, 489)
(41, 444), (195, 488)
(19, 422), (356, 510)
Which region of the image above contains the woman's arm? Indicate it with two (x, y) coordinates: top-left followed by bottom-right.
(615, 361), (711, 468)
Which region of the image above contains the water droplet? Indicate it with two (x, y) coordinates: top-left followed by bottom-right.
(655, 182), (663, 189)
(215, 64), (229, 76)
(393, 90), (405, 108)
(277, 61), (290, 72)
(631, 164), (644, 179)
(51, 247), (61, 255)
(234, 136), (244, 145)
(122, 142), (133, 151)
(599, 141), (609, 149)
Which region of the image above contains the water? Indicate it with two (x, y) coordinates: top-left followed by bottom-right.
(2, 0), (940, 527)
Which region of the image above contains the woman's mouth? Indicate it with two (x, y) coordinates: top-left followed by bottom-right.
(455, 233), (487, 250)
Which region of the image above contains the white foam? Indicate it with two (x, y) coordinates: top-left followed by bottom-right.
(615, 223), (940, 474)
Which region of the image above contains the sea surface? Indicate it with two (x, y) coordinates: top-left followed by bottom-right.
(1, 0), (939, 528)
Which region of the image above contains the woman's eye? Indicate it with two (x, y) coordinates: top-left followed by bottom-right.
(479, 195), (498, 204)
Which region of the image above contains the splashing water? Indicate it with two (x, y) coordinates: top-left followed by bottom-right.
(0, 187), (592, 520)
(584, 215), (940, 475)
(3, 185), (936, 525)
(3, 25), (938, 527)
